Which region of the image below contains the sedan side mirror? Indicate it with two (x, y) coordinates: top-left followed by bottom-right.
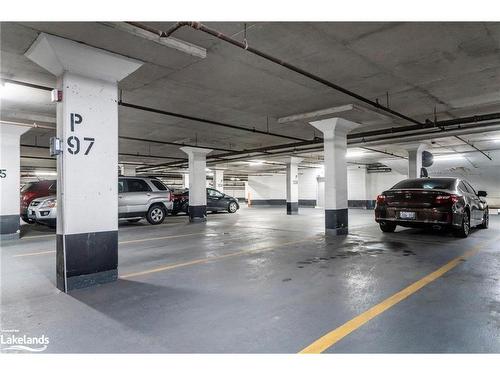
(477, 190), (487, 197)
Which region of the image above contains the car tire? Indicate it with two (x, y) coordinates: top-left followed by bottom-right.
(127, 219), (141, 223)
(478, 211), (489, 229)
(454, 211), (470, 238)
(228, 201), (238, 213)
(21, 216), (35, 224)
(379, 221), (396, 233)
(146, 204), (166, 225)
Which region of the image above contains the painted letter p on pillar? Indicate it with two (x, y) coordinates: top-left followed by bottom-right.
(25, 33), (143, 292)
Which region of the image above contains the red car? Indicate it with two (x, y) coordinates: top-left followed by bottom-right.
(20, 180), (56, 223)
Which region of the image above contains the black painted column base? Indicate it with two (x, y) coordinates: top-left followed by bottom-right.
(325, 208), (349, 235)
(56, 230), (118, 292)
(189, 205), (207, 222)
(0, 214), (20, 240)
(286, 202), (299, 215)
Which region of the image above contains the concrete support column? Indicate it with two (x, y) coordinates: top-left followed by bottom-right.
(285, 156), (303, 215)
(0, 123), (29, 240)
(121, 165), (136, 176)
(310, 118), (360, 235)
(404, 143), (426, 179)
(213, 167), (225, 193)
(182, 172), (189, 189)
(26, 33), (142, 292)
(180, 146), (212, 222)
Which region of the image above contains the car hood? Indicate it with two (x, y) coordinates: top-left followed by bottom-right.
(31, 195), (56, 203)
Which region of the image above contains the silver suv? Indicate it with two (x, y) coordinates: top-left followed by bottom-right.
(118, 177), (173, 224)
(27, 177), (173, 227)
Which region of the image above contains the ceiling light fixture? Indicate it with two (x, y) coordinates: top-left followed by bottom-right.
(346, 150), (365, 158)
(433, 154), (465, 161)
(33, 170), (57, 176)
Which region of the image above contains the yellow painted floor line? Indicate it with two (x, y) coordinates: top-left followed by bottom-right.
(13, 232), (209, 257)
(299, 240), (491, 354)
(20, 234), (55, 240)
(119, 232), (206, 244)
(121, 236), (316, 279)
(12, 250), (55, 258)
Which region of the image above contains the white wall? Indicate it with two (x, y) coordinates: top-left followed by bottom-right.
(247, 167), (321, 202)
(366, 170), (407, 199)
(347, 166), (368, 200)
(247, 174), (286, 200)
(299, 168), (322, 200)
(247, 166), (406, 204)
(429, 165), (500, 207)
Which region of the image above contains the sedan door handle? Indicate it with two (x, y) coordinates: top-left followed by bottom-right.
(118, 195), (123, 199)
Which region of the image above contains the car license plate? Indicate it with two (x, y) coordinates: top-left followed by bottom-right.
(399, 211), (416, 220)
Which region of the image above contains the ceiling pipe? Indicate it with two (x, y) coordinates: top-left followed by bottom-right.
(119, 101), (308, 142)
(138, 119), (500, 170)
(3, 118), (237, 154)
(153, 21), (424, 126)
(21, 144), (187, 161)
(454, 135), (492, 161)
(139, 120), (500, 170)
(3, 78), (307, 143)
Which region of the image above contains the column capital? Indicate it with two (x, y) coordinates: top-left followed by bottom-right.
(400, 142), (427, 153)
(287, 156), (303, 165)
(25, 33), (142, 82)
(180, 146), (212, 157)
(309, 117), (360, 136)
(0, 122), (30, 138)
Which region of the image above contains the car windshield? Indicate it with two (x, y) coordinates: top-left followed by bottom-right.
(391, 178), (456, 190)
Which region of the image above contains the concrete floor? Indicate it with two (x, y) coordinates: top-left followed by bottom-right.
(1, 207), (499, 353)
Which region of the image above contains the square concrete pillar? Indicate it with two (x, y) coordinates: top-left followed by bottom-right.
(0, 123), (29, 240)
(310, 118), (360, 235)
(182, 172), (189, 189)
(286, 157), (303, 215)
(404, 143), (427, 179)
(180, 146), (212, 222)
(26, 33), (142, 292)
(213, 167), (225, 193)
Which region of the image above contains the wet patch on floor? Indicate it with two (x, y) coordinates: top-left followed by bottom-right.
(297, 237), (415, 268)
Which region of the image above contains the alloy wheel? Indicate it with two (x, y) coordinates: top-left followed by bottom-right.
(151, 207), (164, 222)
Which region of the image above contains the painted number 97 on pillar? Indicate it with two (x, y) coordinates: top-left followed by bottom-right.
(67, 113), (95, 155)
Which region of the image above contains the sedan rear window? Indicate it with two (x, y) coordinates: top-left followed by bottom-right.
(391, 178), (456, 190)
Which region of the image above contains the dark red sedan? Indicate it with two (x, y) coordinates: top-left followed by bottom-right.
(375, 178), (489, 238)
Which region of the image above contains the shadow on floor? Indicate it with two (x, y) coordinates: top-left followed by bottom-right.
(68, 279), (199, 334)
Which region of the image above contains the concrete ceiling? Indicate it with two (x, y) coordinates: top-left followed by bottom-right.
(2, 21), (500, 176)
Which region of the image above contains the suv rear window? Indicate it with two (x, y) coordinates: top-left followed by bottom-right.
(126, 179), (152, 192)
(391, 178), (456, 190)
(150, 180), (168, 191)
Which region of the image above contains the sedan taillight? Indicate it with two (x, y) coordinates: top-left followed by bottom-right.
(435, 194), (459, 205)
(376, 195), (386, 204)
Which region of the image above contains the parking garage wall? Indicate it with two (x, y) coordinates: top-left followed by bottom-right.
(247, 168), (320, 206)
(429, 165), (500, 208)
(247, 167), (406, 208)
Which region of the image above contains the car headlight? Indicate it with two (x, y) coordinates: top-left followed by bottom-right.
(40, 199), (57, 208)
